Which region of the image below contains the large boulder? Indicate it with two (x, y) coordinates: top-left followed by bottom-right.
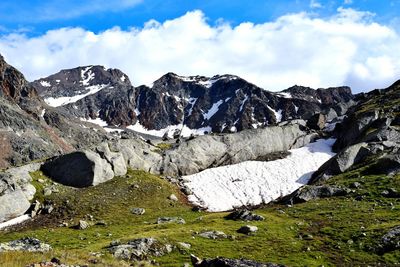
(310, 142), (370, 183)
(333, 110), (379, 151)
(0, 173), (35, 223)
(96, 142), (127, 177)
(41, 150), (114, 187)
(108, 138), (162, 173)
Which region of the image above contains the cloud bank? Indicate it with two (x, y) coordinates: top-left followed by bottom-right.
(0, 8), (399, 93)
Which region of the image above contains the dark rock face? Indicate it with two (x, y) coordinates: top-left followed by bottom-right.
(191, 255), (285, 267)
(33, 70), (354, 137)
(289, 185), (349, 203)
(306, 113), (327, 130)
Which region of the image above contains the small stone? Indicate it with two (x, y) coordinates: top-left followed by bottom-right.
(237, 225), (258, 235)
(43, 187), (52, 196)
(131, 208), (146, 215)
(177, 242), (191, 249)
(157, 217), (185, 224)
(38, 179), (45, 184)
(78, 220), (90, 230)
(50, 257), (61, 264)
(350, 182), (361, 189)
(225, 209), (264, 221)
(168, 194), (178, 201)
(42, 204), (54, 214)
(198, 231), (227, 239)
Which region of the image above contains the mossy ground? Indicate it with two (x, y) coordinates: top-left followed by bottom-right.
(0, 168), (399, 266)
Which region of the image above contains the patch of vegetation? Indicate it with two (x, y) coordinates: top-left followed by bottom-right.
(0, 169), (399, 266)
(152, 142), (173, 154)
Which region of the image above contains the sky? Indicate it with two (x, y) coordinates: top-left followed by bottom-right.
(0, 0), (400, 93)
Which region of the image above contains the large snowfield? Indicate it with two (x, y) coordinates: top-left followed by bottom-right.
(183, 138), (336, 212)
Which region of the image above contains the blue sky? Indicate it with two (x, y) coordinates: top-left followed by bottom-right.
(0, 1), (399, 92)
(0, 0), (398, 35)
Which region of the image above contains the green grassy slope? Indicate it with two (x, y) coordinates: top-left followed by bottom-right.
(0, 169), (399, 266)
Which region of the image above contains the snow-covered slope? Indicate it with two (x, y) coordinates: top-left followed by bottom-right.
(183, 138), (336, 212)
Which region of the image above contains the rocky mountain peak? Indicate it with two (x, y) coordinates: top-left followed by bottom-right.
(0, 54), (38, 105)
(31, 65), (132, 107)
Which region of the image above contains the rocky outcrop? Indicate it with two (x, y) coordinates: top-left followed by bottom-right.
(191, 255), (285, 267)
(288, 185), (350, 203)
(380, 226), (400, 253)
(0, 237), (51, 252)
(0, 163), (40, 223)
(363, 152), (400, 175)
(0, 173), (33, 223)
(108, 238), (172, 260)
(158, 123), (316, 176)
(41, 121), (316, 186)
(310, 142), (370, 183)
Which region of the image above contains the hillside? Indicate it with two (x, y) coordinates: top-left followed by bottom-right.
(0, 55), (399, 266)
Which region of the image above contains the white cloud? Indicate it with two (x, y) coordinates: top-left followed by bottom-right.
(344, 0), (353, 4)
(0, 8), (399, 93)
(310, 0), (323, 9)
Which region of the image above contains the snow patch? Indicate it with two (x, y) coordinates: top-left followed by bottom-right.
(44, 84), (107, 107)
(187, 97), (198, 116)
(40, 109), (46, 118)
(239, 95), (249, 112)
(277, 92), (292, 98)
(127, 121), (212, 138)
(178, 75), (238, 88)
(80, 66), (95, 86)
(203, 100), (224, 120)
(80, 117), (108, 127)
(294, 104), (299, 113)
(0, 215), (30, 230)
(120, 75), (126, 82)
(40, 80), (51, 87)
(267, 106), (283, 123)
(183, 139), (336, 212)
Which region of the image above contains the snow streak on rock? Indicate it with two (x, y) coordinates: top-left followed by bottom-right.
(44, 84), (107, 107)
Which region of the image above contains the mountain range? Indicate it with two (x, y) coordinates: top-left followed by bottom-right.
(32, 65), (354, 138)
